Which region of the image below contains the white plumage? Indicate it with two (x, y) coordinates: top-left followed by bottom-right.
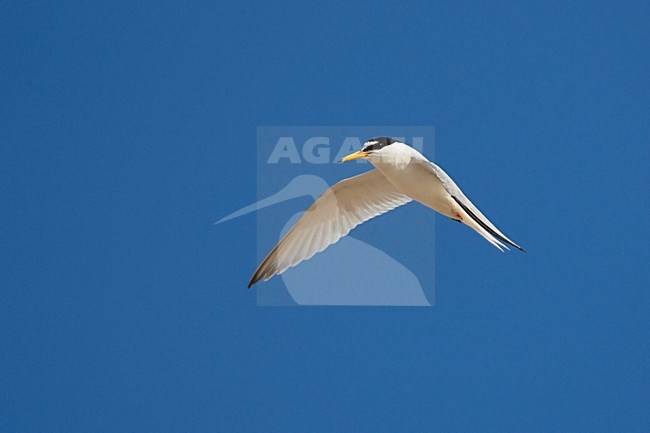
(249, 137), (523, 287)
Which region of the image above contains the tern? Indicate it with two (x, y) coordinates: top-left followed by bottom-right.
(248, 137), (524, 288)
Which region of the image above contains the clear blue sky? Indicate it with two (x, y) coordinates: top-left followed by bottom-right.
(2, 1), (649, 432)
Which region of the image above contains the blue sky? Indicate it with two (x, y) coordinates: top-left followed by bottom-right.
(1, 1), (649, 432)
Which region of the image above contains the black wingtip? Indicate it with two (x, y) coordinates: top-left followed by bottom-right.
(506, 240), (526, 253)
(248, 268), (265, 288)
(451, 195), (525, 253)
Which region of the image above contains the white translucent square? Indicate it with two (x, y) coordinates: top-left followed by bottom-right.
(252, 126), (435, 306)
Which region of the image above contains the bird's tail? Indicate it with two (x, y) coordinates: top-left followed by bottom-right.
(461, 214), (509, 251)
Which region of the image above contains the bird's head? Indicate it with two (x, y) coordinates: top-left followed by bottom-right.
(339, 137), (402, 163)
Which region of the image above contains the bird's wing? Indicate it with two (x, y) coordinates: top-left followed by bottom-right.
(249, 169), (412, 287)
(418, 159), (524, 252)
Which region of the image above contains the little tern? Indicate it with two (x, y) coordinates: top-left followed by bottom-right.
(249, 137), (524, 287)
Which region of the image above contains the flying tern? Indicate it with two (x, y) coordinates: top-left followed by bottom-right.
(248, 137), (524, 288)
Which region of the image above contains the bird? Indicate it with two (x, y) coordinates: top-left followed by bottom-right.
(248, 137), (524, 288)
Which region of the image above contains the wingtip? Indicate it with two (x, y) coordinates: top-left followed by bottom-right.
(510, 242), (525, 253)
(498, 242), (525, 253)
(248, 269), (264, 288)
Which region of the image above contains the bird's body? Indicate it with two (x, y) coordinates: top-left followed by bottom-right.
(370, 143), (458, 219)
(248, 137), (523, 287)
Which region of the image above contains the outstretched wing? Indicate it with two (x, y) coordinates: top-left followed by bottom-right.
(249, 169), (411, 287)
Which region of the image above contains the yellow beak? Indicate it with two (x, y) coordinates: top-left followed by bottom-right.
(340, 150), (368, 162)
